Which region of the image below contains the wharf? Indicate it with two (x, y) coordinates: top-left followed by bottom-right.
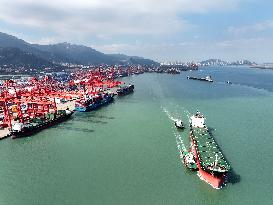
(0, 128), (11, 140)
(0, 101), (74, 141)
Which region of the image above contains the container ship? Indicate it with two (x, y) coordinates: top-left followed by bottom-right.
(116, 84), (134, 96)
(11, 109), (73, 139)
(189, 111), (230, 189)
(187, 75), (213, 82)
(75, 93), (114, 112)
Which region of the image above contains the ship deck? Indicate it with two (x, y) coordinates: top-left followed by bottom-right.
(191, 127), (230, 170)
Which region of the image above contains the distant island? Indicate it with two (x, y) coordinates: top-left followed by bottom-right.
(197, 59), (255, 66)
(250, 63), (273, 70)
(196, 59), (273, 70)
(159, 59), (273, 71)
(160, 59), (256, 67)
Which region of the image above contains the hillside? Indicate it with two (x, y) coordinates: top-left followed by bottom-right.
(0, 47), (53, 67)
(0, 32), (158, 67)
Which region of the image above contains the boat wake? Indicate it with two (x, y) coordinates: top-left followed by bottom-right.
(162, 107), (179, 122)
(162, 106), (189, 166)
(161, 105), (192, 124)
(216, 81), (273, 95)
(175, 132), (187, 154)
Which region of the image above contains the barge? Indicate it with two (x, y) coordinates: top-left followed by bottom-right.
(187, 75), (213, 82)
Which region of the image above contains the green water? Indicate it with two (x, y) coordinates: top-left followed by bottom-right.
(0, 67), (273, 204)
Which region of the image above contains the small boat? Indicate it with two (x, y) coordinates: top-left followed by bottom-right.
(183, 151), (198, 170)
(226, 81), (232, 84)
(175, 120), (184, 129)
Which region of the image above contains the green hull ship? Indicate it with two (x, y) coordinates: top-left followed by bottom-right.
(190, 111), (231, 189)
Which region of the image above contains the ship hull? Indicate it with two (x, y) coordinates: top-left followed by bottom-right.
(197, 167), (225, 189)
(11, 112), (74, 139)
(190, 133), (226, 189)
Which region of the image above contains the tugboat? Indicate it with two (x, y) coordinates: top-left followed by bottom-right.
(187, 75), (213, 82)
(11, 109), (74, 139)
(189, 111), (230, 189)
(183, 151), (198, 170)
(177, 136), (198, 170)
(116, 84), (134, 96)
(175, 120), (184, 129)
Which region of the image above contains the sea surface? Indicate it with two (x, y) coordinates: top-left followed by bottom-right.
(0, 66), (273, 205)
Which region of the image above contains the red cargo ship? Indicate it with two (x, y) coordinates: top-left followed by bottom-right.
(189, 111), (230, 189)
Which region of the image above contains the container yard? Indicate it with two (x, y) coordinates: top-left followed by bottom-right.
(0, 66), (134, 139)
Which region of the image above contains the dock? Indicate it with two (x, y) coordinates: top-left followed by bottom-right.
(0, 69), (128, 140)
(0, 128), (11, 140)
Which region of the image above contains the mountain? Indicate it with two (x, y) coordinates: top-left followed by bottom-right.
(0, 47), (53, 67)
(0, 32), (58, 62)
(33, 43), (157, 65)
(0, 32), (158, 67)
(33, 42), (117, 65)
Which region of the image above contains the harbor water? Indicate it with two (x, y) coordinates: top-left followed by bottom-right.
(0, 66), (273, 204)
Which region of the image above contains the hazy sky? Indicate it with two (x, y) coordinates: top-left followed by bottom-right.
(0, 0), (273, 62)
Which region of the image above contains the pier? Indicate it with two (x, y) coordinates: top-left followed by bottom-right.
(0, 128), (11, 140)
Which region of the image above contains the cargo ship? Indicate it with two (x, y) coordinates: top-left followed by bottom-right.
(75, 93), (114, 112)
(11, 109), (74, 139)
(116, 84), (134, 96)
(187, 75), (213, 82)
(189, 111), (230, 189)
